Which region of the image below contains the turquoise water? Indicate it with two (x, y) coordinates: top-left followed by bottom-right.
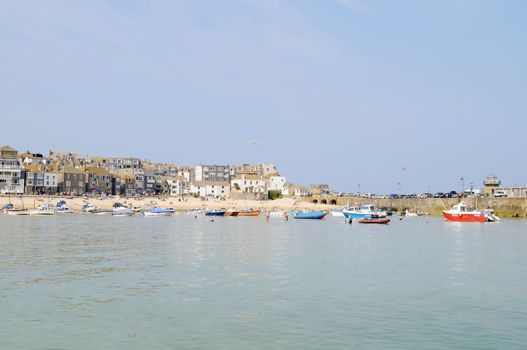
(1, 215), (526, 349)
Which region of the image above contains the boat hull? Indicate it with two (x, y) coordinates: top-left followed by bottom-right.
(224, 211), (239, 216)
(143, 212), (173, 217)
(238, 211), (260, 217)
(343, 212), (373, 219)
(205, 211), (226, 216)
(293, 212), (328, 220)
(359, 218), (390, 224)
(442, 211), (487, 222)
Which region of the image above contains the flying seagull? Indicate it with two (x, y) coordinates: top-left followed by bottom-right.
(402, 166), (408, 172)
(249, 140), (263, 146)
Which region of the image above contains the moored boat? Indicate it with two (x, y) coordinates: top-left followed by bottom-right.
(205, 209), (226, 216)
(142, 208), (175, 217)
(343, 205), (381, 219)
(293, 211), (328, 220)
(82, 203), (97, 213)
(238, 209), (260, 217)
(56, 205), (74, 214)
(442, 202), (498, 222)
(224, 210), (239, 216)
(359, 218), (391, 224)
(29, 204), (55, 216)
(90, 209), (113, 215)
(112, 202), (134, 217)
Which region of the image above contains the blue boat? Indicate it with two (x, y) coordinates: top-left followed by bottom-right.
(293, 211), (328, 220)
(343, 205), (381, 219)
(142, 208), (175, 217)
(205, 209), (226, 216)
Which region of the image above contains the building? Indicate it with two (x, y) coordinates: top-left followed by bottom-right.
(310, 184), (330, 196)
(268, 175), (287, 194)
(289, 184), (310, 197)
(85, 167), (112, 194)
(24, 164), (45, 194)
(167, 176), (190, 196)
(231, 174), (266, 194)
(483, 173), (502, 197)
(494, 185), (527, 197)
(194, 165), (230, 182)
(108, 157), (142, 174)
(0, 146), (25, 194)
(190, 181), (230, 199)
(43, 172), (59, 194)
(144, 173), (156, 194)
(59, 167), (87, 195)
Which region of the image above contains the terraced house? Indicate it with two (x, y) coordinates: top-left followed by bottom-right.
(0, 146), (25, 194)
(85, 167), (112, 194)
(59, 167), (87, 195)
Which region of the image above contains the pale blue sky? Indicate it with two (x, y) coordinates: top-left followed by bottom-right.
(1, 0), (525, 193)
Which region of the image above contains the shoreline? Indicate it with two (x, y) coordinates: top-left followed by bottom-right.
(0, 195), (335, 212)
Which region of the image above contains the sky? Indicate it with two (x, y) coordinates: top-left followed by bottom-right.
(1, 0), (526, 193)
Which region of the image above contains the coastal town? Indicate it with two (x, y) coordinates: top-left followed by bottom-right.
(0, 145), (524, 201)
(0, 145), (303, 199)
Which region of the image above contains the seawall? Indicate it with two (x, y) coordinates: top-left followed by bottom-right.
(301, 196), (527, 218)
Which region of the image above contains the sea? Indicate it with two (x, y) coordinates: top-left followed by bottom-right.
(1, 214), (526, 349)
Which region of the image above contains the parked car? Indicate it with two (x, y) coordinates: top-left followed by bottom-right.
(494, 190), (507, 198)
(433, 192), (445, 198)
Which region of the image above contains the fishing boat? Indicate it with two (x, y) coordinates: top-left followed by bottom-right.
(359, 217), (391, 224)
(29, 204), (55, 216)
(142, 207), (175, 217)
(187, 208), (202, 215)
(268, 209), (286, 218)
(224, 210), (239, 216)
(238, 209), (260, 217)
(330, 209), (345, 217)
(90, 209), (113, 215)
(7, 208), (30, 215)
(343, 205), (381, 219)
(56, 205), (74, 214)
(82, 203), (97, 213)
(442, 203), (499, 222)
(1, 203), (14, 213)
(205, 209), (226, 216)
(293, 211), (328, 220)
(112, 203), (134, 217)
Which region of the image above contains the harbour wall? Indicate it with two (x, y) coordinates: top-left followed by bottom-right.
(301, 196), (527, 218)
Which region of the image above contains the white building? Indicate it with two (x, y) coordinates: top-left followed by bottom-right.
(190, 181), (230, 199)
(231, 174), (267, 194)
(168, 176), (190, 196)
(0, 146), (24, 194)
(268, 175), (287, 194)
(44, 172), (59, 193)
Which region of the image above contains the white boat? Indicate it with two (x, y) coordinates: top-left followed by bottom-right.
(142, 208), (175, 217)
(56, 205), (74, 214)
(267, 209), (287, 218)
(6, 209), (30, 216)
(330, 209), (345, 217)
(82, 203), (97, 213)
(29, 204), (55, 216)
(187, 208), (203, 215)
(112, 203), (134, 217)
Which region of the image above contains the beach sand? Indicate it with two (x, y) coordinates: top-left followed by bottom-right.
(0, 195), (335, 212)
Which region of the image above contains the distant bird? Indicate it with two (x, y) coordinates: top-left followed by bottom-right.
(249, 140), (263, 146)
(402, 166), (408, 172)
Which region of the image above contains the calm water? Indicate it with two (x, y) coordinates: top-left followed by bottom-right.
(1, 214), (527, 349)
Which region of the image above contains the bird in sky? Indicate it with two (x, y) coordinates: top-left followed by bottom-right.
(249, 140), (262, 146)
(402, 166), (408, 172)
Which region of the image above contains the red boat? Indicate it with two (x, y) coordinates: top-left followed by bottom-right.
(358, 218), (390, 224)
(442, 203), (499, 222)
(238, 209), (260, 217)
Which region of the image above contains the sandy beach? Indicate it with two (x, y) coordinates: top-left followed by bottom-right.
(0, 195), (335, 212)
